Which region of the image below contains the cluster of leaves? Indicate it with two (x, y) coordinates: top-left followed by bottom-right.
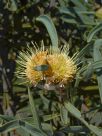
(0, 0), (101, 48)
(0, 0), (102, 136)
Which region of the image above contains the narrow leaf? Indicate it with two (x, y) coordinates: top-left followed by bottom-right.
(0, 120), (47, 136)
(64, 101), (102, 136)
(87, 23), (102, 42)
(28, 87), (41, 129)
(74, 42), (93, 63)
(0, 115), (15, 122)
(89, 125), (102, 136)
(93, 39), (102, 103)
(64, 101), (81, 119)
(36, 15), (58, 51)
(61, 16), (77, 24)
(70, 0), (87, 11)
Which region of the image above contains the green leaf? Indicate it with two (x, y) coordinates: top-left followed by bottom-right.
(93, 60), (102, 70)
(76, 60), (102, 88)
(74, 77), (81, 88)
(59, 7), (75, 17)
(64, 101), (81, 119)
(60, 104), (69, 125)
(0, 120), (19, 133)
(93, 39), (102, 103)
(9, 0), (18, 11)
(87, 23), (102, 42)
(21, 120), (47, 136)
(58, 0), (66, 7)
(59, 6), (95, 25)
(36, 15), (58, 51)
(13, 86), (26, 93)
(89, 125), (102, 136)
(61, 16), (77, 24)
(39, 91), (50, 110)
(61, 126), (89, 133)
(0, 120), (47, 136)
(70, 0), (87, 11)
(43, 114), (60, 122)
(59, 7), (94, 16)
(74, 7), (95, 25)
(28, 87), (41, 129)
(74, 42), (93, 63)
(42, 123), (54, 135)
(0, 115), (15, 122)
(83, 60), (102, 71)
(16, 128), (30, 136)
(64, 101), (102, 136)
(82, 63), (94, 81)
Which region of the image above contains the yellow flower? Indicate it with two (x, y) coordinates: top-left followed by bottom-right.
(16, 42), (77, 85)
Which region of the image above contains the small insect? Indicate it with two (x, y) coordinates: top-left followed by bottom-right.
(16, 41), (77, 86)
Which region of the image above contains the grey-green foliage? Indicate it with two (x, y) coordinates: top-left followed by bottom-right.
(87, 23), (102, 42)
(36, 15), (58, 51)
(0, 88), (48, 136)
(59, 7), (95, 26)
(1, 0), (102, 136)
(93, 39), (102, 103)
(28, 87), (41, 129)
(58, 0), (96, 26)
(0, 119), (46, 136)
(64, 101), (102, 136)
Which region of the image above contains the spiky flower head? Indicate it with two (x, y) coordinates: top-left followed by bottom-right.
(16, 42), (77, 85)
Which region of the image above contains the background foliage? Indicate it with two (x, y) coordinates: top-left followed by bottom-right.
(0, 0), (102, 136)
